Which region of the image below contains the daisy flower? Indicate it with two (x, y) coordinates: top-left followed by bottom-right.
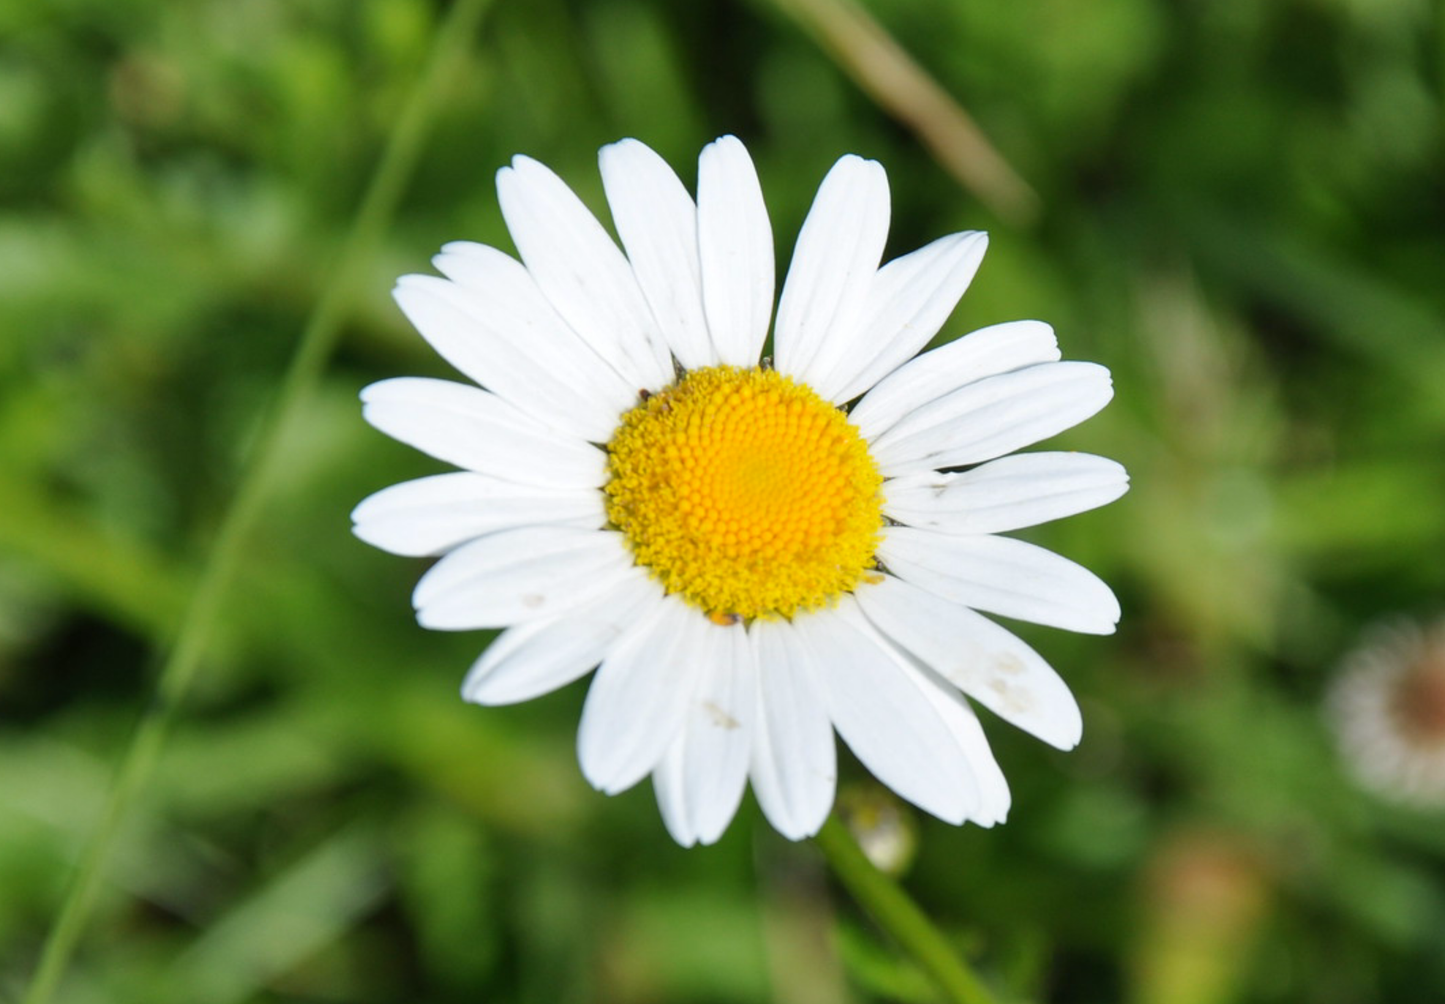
(353, 136), (1127, 846)
(1328, 618), (1445, 806)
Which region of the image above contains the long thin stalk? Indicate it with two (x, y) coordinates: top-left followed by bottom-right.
(20, 2), (492, 1000)
(767, 0), (1039, 226)
(814, 815), (1002, 1004)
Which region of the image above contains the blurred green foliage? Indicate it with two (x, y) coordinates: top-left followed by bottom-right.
(2, 0), (1444, 1001)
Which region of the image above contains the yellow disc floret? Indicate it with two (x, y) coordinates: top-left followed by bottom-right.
(605, 365), (884, 620)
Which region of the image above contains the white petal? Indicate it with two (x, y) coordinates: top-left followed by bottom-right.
(351, 473), (603, 558)
(413, 526), (634, 630)
(849, 320), (1061, 441)
(794, 599), (976, 824)
(855, 574), (1083, 749)
(426, 244), (639, 432)
(577, 596), (705, 794)
(748, 619), (837, 840)
(496, 156), (673, 389)
(773, 155), (889, 387)
(461, 568), (661, 706)
(599, 139), (714, 371)
(697, 136), (774, 366)
(867, 362), (1115, 477)
(651, 622), (756, 846)
(652, 738), (693, 845)
(878, 528), (1121, 635)
(883, 453), (1129, 536)
(822, 232), (990, 404)
(361, 378), (607, 489)
(906, 671), (1011, 825)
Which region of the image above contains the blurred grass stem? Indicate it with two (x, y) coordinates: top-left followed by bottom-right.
(814, 816), (1001, 1004)
(19, 1), (493, 1000)
(768, 0), (1039, 226)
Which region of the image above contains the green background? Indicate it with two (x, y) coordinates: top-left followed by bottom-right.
(3, 0), (1445, 1001)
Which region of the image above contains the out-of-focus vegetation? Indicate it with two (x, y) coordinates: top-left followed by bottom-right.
(3, 0), (1445, 1001)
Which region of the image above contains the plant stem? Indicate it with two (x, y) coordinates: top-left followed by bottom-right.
(20, 2), (492, 1001)
(766, 0), (1039, 227)
(814, 815), (1002, 1004)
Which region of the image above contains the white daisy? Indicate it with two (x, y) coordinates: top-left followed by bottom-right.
(1328, 618), (1445, 806)
(354, 136), (1127, 846)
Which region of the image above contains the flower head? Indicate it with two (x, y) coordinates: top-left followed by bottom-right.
(1328, 618), (1445, 806)
(354, 136), (1127, 845)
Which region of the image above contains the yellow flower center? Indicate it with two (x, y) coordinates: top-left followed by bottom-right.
(605, 365), (884, 621)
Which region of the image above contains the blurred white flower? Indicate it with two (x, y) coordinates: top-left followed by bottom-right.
(354, 136), (1127, 845)
(1328, 618), (1445, 806)
(839, 786), (919, 875)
